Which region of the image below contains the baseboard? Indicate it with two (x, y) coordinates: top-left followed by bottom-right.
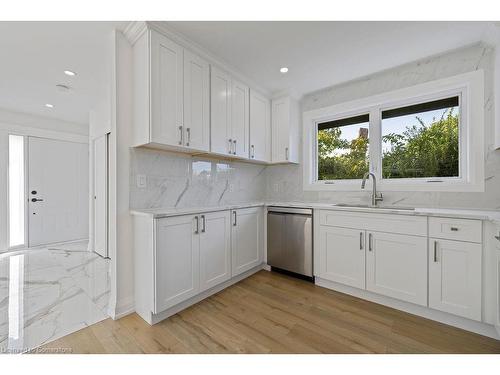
(315, 277), (500, 341)
(109, 296), (135, 320)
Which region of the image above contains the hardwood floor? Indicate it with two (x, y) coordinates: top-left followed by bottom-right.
(41, 270), (500, 353)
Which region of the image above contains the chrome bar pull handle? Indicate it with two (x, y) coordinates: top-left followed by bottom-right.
(450, 227), (459, 231)
(285, 147), (289, 161)
(194, 216), (199, 234)
(178, 126), (183, 145)
(434, 240), (438, 262)
(251, 145), (255, 158)
(228, 139), (233, 154)
(368, 233), (373, 251)
(186, 127), (191, 146)
(233, 211), (237, 226)
(201, 215), (206, 233)
(360, 232), (363, 250)
(233, 139), (237, 155)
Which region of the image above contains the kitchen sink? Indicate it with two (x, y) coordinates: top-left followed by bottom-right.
(332, 203), (415, 211)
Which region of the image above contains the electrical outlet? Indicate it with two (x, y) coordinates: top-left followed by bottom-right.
(228, 183), (234, 193)
(136, 174), (147, 188)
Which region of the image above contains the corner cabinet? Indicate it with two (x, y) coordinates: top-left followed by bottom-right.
(272, 96), (300, 163)
(132, 206), (265, 325)
(133, 28), (210, 152)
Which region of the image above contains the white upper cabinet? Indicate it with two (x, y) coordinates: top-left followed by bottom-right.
(231, 207), (264, 277)
(249, 90), (271, 162)
(210, 66), (232, 155)
(133, 29), (210, 152)
(150, 30), (184, 147)
(183, 49), (210, 151)
(429, 238), (482, 321)
(366, 231), (427, 306)
(272, 96), (300, 163)
(231, 79), (250, 158)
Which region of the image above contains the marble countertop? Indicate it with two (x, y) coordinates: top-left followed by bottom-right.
(130, 201), (500, 223)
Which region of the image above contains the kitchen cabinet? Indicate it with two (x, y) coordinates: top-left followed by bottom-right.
(272, 96), (299, 163)
(211, 68), (250, 158)
(496, 248), (500, 329)
(199, 211), (232, 292)
(155, 215), (200, 313)
(249, 90), (271, 162)
(429, 238), (482, 321)
(316, 226), (366, 289)
(366, 231), (427, 306)
(133, 29), (210, 152)
(231, 207), (264, 276)
(210, 66), (232, 155)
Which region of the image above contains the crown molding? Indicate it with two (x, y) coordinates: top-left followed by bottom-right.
(481, 22), (500, 47)
(123, 21), (148, 45)
(123, 21), (271, 98)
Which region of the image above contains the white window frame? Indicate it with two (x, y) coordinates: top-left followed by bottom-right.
(303, 70), (484, 192)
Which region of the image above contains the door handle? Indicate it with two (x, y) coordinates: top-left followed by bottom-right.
(201, 215), (206, 233)
(186, 127), (191, 147)
(178, 126), (183, 145)
(434, 240), (438, 262)
(194, 216), (199, 234)
(233, 211), (237, 226)
(31, 198), (44, 202)
(233, 140), (237, 155)
(359, 232), (363, 250)
(368, 233), (373, 251)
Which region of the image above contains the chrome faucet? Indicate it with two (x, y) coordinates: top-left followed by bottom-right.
(361, 172), (383, 207)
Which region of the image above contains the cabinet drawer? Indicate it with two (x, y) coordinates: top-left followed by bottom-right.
(429, 217), (482, 243)
(319, 210), (427, 236)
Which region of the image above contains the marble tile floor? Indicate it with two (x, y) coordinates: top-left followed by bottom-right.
(0, 241), (110, 354)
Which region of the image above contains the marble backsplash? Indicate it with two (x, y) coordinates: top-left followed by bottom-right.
(266, 43), (500, 210)
(130, 148), (267, 209)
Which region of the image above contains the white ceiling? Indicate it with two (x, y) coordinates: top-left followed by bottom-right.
(167, 21), (492, 97)
(0, 21), (128, 125)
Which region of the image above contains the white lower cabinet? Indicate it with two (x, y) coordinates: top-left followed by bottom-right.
(316, 226), (365, 289)
(231, 207), (264, 277)
(429, 238), (482, 321)
(199, 211), (232, 292)
(366, 231), (427, 306)
(155, 215), (200, 313)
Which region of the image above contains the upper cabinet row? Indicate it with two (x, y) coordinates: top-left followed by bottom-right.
(132, 28), (298, 164)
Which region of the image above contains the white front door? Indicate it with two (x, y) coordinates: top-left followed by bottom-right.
(28, 137), (89, 247)
(93, 134), (108, 257)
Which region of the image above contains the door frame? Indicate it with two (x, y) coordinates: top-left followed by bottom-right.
(93, 133), (109, 258)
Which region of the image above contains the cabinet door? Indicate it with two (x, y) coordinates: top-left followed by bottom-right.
(231, 79), (249, 158)
(249, 91), (271, 162)
(210, 67), (232, 155)
(199, 211), (231, 292)
(272, 96), (290, 162)
(231, 207), (264, 277)
(429, 238), (482, 321)
(150, 30), (184, 146)
(155, 215), (199, 313)
(316, 226), (365, 289)
(183, 49), (210, 152)
(366, 232), (427, 306)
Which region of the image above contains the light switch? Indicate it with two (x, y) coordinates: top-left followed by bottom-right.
(136, 174), (147, 188)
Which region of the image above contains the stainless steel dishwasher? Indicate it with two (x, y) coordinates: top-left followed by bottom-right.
(267, 206), (313, 279)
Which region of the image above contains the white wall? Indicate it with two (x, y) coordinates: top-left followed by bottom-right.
(266, 43), (500, 210)
(0, 109), (88, 252)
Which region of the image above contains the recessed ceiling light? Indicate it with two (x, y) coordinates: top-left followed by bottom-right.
(45, 103), (54, 108)
(280, 67), (289, 74)
(64, 70), (76, 76)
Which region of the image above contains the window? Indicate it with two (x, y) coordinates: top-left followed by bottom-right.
(381, 96), (460, 180)
(303, 71), (484, 191)
(8, 135), (25, 247)
(317, 114), (369, 180)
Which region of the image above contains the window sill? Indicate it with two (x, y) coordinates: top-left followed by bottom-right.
(304, 180), (484, 192)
